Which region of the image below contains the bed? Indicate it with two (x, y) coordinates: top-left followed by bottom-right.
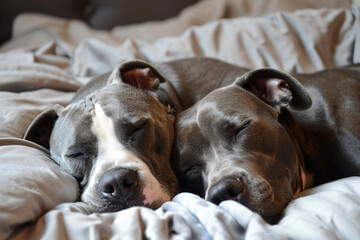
(1, 0), (360, 239)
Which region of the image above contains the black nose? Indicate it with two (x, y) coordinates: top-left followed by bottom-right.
(99, 168), (139, 200)
(207, 177), (244, 205)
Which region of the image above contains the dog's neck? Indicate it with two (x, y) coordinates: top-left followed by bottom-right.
(278, 109), (318, 194)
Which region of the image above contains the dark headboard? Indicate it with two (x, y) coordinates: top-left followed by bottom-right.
(0, 0), (199, 45)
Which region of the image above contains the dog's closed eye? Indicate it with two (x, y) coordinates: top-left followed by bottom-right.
(65, 152), (88, 160)
(129, 120), (148, 141)
(66, 152), (86, 158)
(234, 120), (251, 142)
(185, 166), (202, 177)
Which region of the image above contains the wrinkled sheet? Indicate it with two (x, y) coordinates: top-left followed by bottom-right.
(2, 4), (359, 76)
(0, 0), (353, 52)
(1, 2), (360, 240)
(9, 177), (360, 240)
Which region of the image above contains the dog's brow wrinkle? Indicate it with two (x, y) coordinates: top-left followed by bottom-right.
(197, 101), (241, 127)
(179, 116), (196, 130)
(196, 101), (217, 126)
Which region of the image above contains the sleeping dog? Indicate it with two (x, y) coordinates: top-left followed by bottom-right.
(171, 64), (360, 223)
(24, 58), (248, 212)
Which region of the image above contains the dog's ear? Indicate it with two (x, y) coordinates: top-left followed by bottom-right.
(234, 68), (312, 112)
(108, 60), (167, 91)
(24, 105), (63, 149)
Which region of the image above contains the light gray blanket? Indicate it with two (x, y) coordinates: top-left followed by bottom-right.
(7, 177), (360, 240)
(1, 3), (359, 240)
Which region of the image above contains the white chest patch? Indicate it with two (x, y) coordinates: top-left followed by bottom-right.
(81, 103), (170, 208)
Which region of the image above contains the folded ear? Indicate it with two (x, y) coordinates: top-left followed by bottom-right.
(234, 68), (312, 112)
(108, 59), (167, 91)
(24, 105), (63, 149)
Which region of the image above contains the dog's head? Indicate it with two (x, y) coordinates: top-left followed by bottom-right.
(25, 60), (178, 212)
(172, 68), (312, 223)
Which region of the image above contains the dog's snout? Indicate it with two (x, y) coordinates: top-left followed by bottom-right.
(207, 178), (244, 205)
(99, 168), (139, 199)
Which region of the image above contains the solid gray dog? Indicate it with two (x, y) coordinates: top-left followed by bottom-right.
(24, 58), (248, 213)
(171, 64), (360, 223)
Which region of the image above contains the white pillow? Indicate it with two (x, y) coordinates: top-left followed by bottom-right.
(0, 141), (79, 240)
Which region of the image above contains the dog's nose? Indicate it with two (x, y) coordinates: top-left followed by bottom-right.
(207, 178), (244, 205)
(99, 168), (139, 199)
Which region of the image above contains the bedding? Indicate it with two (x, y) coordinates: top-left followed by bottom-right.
(1, 1), (360, 239)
